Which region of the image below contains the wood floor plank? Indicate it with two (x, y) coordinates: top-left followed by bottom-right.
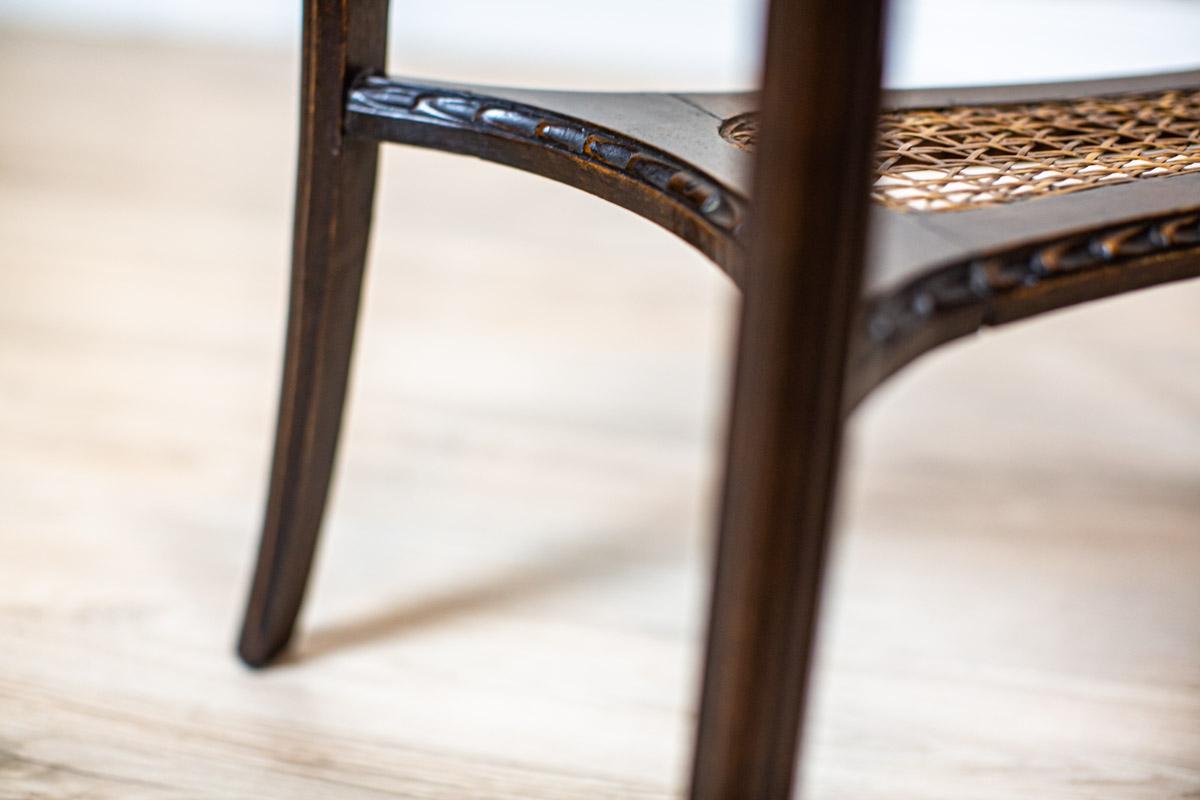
(0, 33), (1197, 799)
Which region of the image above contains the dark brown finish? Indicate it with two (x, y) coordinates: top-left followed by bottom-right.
(238, 0), (1200, 795)
(345, 77), (749, 273)
(338, 76), (1200, 406)
(689, 1), (886, 798)
(849, 208), (1200, 406)
(237, 0), (388, 667)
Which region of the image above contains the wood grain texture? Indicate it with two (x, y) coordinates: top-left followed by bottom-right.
(337, 76), (1200, 411)
(345, 77), (748, 273)
(238, 0), (389, 667)
(691, 1), (885, 797)
(1, 34), (1198, 800)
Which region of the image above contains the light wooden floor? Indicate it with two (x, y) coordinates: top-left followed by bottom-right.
(1, 34), (1198, 800)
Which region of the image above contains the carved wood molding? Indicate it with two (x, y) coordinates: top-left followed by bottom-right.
(346, 76), (748, 255)
(850, 209), (1200, 404)
(867, 211), (1199, 339)
(343, 75), (1200, 407)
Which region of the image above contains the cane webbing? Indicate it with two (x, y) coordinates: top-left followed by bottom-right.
(720, 88), (1200, 212)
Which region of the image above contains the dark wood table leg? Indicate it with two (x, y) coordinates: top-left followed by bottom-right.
(690, 1), (888, 797)
(238, 0), (389, 667)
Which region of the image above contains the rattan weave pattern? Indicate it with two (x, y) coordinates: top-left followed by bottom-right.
(721, 88), (1200, 212)
(877, 88), (1200, 211)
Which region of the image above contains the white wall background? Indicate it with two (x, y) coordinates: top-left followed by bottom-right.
(0, 0), (1198, 89)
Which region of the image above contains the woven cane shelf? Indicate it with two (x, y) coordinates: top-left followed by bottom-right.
(348, 70), (1200, 402)
(722, 87), (1200, 213)
(879, 88), (1200, 211)
(245, 7), (1200, 796)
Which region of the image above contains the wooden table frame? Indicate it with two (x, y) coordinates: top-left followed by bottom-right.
(237, 1), (1200, 797)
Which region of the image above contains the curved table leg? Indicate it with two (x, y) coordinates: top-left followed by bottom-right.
(690, 0), (887, 797)
(238, 0), (389, 667)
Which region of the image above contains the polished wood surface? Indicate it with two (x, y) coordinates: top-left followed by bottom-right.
(232, 0), (1200, 795)
(239, 0), (389, 667)
(343, 75), (1200, 406)
(691, 1), (885, 798)
(241, 2), (891, 795)
(1, 34), (1199, 799)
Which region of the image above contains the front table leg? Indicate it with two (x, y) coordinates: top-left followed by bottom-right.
(690, 0), (888, 797)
